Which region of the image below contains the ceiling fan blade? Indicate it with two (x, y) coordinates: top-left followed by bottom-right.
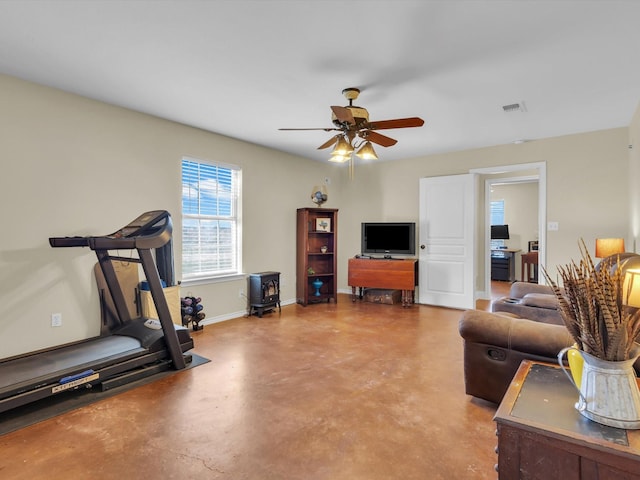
(364, 130), (397, 147)
(331, 106), (355, 125)
(368, 117), (425, 130)
(317, 136), (339, 150)
(279, 127), (339, 131)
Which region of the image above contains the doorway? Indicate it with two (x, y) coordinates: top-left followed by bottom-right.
(471, 162), (547, 300)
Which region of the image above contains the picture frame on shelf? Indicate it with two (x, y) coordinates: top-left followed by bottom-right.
(315, 218), (331, 232)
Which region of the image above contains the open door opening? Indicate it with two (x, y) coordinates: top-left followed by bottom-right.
(473, 162), (547, 301)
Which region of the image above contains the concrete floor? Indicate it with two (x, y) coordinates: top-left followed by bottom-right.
(0, 287), (509, 480)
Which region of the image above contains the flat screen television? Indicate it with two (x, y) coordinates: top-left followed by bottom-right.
(491, 224), (510, 240)
(361, 222), (416, 256)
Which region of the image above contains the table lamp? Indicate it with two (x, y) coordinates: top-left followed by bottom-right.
(623, 268), (640, 308)
(595, 238), (625, 258)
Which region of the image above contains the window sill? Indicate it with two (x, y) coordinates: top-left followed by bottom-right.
(180, 273), (247, 287)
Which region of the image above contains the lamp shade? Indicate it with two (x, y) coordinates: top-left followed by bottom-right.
(623, 268), (640, 308)
(595, 238), (625, 258)
(328, 153), (350, 163)
(355, 141), (378, 160)
(331, 136), (354, 156)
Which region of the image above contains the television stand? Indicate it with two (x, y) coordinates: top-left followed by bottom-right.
(348, 257), (418, 307)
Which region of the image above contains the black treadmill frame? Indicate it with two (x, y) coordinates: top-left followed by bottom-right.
(0, 210), (192, 414)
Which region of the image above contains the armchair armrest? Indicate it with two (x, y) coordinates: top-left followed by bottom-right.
(521, 293), (558, 310)
(459, 310), (571, 358)
(509, 281), (553, 299)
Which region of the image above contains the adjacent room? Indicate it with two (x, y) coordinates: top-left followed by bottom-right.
(2, 1), (640, 479)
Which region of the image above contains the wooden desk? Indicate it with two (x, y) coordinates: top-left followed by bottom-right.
(521, 251), (539, 282)
(494, 360), (640, 479)
(348, 258), (417, 307)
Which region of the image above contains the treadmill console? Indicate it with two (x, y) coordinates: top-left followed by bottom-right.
(49, 210), (172, 250)
(110, 210), (170, 238)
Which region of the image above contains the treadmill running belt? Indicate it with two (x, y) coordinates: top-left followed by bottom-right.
(0, 336), (143, 397)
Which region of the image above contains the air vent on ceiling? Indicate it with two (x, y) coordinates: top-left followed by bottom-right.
(502, 102), (527, 113)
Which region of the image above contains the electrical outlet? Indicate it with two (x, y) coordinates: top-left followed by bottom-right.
(238, 288), (244, 298)
(51, 313), (62, 327)
(547, 221), (559, 231)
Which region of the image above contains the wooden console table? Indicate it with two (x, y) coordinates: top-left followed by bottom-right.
(494, 360), (640, 479)
(348, 257), (417, 307)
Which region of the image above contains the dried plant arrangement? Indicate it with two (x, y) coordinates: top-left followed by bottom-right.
(543, 240), (640, 361)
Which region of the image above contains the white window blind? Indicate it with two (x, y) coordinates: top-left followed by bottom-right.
(182, 158), (241, 280)
(490, 200), (505, 226)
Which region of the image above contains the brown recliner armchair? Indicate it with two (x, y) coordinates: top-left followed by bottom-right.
(459, 252), (640, 405)
(491, 253), (640, 326)
(458, 310), (573, 404)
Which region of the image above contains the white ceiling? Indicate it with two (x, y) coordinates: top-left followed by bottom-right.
(1, 1), (640, 163)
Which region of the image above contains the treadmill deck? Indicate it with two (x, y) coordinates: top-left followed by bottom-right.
(0, 335), (144, 398)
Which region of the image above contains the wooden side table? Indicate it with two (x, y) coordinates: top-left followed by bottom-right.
(494, 360), (640, 479)
(521, 251), (538, 282)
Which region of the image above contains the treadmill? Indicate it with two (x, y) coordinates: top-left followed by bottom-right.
(0, 210), (194, 414)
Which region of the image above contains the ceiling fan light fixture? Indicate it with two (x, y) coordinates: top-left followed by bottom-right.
(328, 153), (350, 163)
(355, 141), (378, 160)
(280, 89), (424, 175)
(331, 136), (354, 156)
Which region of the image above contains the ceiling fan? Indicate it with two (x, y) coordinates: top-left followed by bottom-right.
(279, 88), (425, 164)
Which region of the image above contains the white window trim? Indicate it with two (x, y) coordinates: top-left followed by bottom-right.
(181, 156), (243, 283)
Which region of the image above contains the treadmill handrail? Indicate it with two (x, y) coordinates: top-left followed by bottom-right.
(49, 236), (90, 248)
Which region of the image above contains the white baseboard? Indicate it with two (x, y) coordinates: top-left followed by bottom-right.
(199, 297), (298, 326)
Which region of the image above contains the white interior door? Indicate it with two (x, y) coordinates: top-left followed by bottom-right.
(418, 174), (476, 309)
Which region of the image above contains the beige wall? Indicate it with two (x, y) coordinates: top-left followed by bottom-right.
(0, 74), (344, 358)
(630, 102), (640, 251)
(491, 182), (539, 252)
(0, 74), (634, 358)
(345, 128), (630, 294)
(491, 182), (539, 280)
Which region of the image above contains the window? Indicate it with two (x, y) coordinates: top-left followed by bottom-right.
(490, 199), (505, 249)
(181, 158), (242, 280)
